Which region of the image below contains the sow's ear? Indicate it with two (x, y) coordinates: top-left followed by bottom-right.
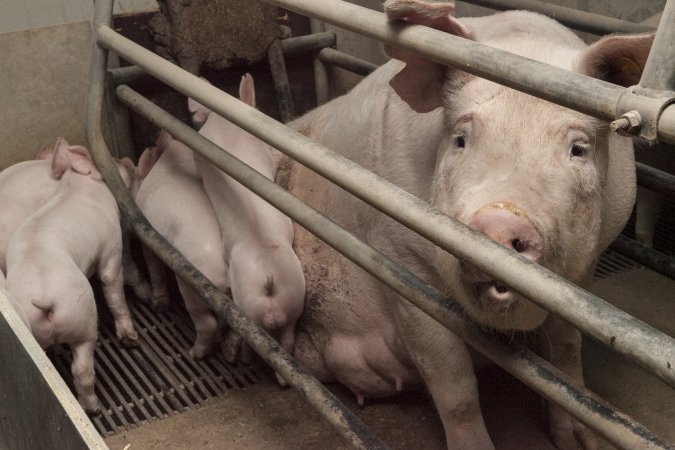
(384, 0), (473, 113)
(187, 77), (213, 127)
(578, 33), (655, 87)
(67, 146), (103, 181)
(51, 137), (72, 179)
(239, 73), (256, 108)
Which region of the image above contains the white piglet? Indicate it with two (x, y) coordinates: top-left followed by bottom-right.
(134, 131), (228, 359)
(189, 74), (305, 366)
(5, 139), (139, 412)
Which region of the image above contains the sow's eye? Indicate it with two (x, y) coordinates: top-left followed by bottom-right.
(570, 143), (589, 159)
(454, 134), (466, 149)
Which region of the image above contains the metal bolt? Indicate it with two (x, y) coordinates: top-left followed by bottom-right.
(610, 110), (642, 134)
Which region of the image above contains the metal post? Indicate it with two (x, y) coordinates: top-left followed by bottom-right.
(281, 31), (336, 54)
(116, 84), (673, 450)
(94, 24), (675, 388)
(260, 0), (675, 146)
(310, 18), (330, 105)
(640, 0), (675, 91)
(87, 2), (389, 449)
(267, 39), (295, 122)
(458, 0), (655, 35)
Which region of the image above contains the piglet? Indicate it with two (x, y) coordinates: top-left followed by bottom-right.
(134, 131), (228, 358)
(189, 74), (305, 371)
(0, 142), (152, 301)
(5, 139), (139, 412)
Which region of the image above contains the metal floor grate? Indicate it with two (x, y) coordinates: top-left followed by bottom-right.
(48, 297), (272, 437)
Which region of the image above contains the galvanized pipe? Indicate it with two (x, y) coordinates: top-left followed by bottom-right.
(318, 47), (378, 77)
(88, 3), (388, 450)
(640, 0), (675, 91)
(267, 39), (295, 122)
(260, 0), (675, 146)
(281, 30), (336, 55)
(610, 235), (675, 281)
(458, 0), (655, 35)
(637, 161), (675, 196)
(116, 85), (673, 450)
(95, 24), (675, 387)
(310, 18), (330, 105)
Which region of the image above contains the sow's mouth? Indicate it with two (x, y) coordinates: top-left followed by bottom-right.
(459, 262), (548, 330)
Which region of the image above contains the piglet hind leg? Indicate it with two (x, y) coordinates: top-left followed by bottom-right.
(142, 245), (172, 311)
(177, 279), (220, 359)
(99, 263), (139, 347)
(122, 230), (153, 302)
(70, 340), (99, 413)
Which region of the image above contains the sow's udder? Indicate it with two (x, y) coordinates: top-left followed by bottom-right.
(453, 202), (549, 331)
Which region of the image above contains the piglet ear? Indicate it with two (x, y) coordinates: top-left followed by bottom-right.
(239, 73), (256, 108)
(384, 0), (473, 113)
(36, 145), (55, 161)
(51, 137), (72, 179)
(188, 77), (213, 127)
(67, 146), (103, 181)
(137, 145), (165, 179)
(578, 33), (655, 87)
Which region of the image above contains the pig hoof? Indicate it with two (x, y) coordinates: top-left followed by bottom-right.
(189, 345), (208, 360)
(80, 397), (100, 414)
(151, 294), (171, 312)
(131, 282), (153, 302)
(119, 331), (140, 348)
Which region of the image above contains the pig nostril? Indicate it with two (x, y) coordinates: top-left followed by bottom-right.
(495, 283), (508, 294)
(512, 239), (527, 253)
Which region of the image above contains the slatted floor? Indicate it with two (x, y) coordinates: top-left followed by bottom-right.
(48, 298), (272, 436)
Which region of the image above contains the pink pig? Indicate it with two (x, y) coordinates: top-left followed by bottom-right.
(189, 74), (305, 366)
(134, 130), (228, 359)
(0, 142), (152, 301)
(5, 139), (139, 412)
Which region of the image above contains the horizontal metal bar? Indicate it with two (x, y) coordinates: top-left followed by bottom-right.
(261, 0), (675, 146)
(96, 22), (675, 388)
(637, 161), (675, 196)
(610, 235), (675, 281)
(109, 65), (154, 86)
(640, 0), (675, 91)
(281, 30), (336, 54)
(318, 47), (378, 76)
(116, 85), (673, 450)
(87, 3), (388, 449)
(458, 0), (655, 35)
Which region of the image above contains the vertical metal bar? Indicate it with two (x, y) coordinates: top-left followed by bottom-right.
(267, 39), (295, 122)
(640, 0), (675, 91)
(310, 18), (330, 104)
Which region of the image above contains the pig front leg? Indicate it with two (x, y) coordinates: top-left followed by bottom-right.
(99, 260), (139, 347)
(70, 339), (99, 413)
(539, 314), (597, 450)
(404, 312), (494, 450)
(142, 245), (171, 311)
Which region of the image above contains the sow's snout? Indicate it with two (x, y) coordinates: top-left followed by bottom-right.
(461, 202), (543, 310)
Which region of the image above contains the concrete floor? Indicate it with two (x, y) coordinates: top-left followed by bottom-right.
(104, 268), (675, 450)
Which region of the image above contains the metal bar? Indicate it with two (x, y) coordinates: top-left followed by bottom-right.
(458, 0), (655, 35)
(640, 0), (675, 91)
(610, 235), (675, 281)
(310, 18), (330, 105)
(87, 5), (389, 449)
(268, 39), (296, 122)
(96, 25), (675, 388)
(109, 65), (154, 86)
(115, 85), (673, 450)
(260, 0), (675, 145)
(281, 30), (336, 55)
(318, 47), (378, 76)
(637, 161), (675, 196)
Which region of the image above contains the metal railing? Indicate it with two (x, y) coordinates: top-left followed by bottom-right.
(85, 0), (675, 449)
